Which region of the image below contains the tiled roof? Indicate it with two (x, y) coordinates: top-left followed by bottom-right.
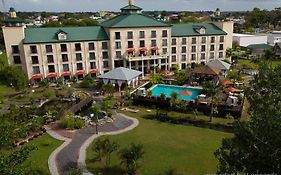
(98, 67), (142, 81)
(172, 23), (226, 37)
(23, 26), (109, 44)
(207, 60), (231, 70)
(4, 17), (25, 23)
(100, 13), (171, 28)
(192, 65), (221, 75)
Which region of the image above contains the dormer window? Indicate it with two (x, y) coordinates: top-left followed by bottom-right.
(193, 26), (206, 35)
(57, 30), (67, 40)
(198, 28), (206, 34)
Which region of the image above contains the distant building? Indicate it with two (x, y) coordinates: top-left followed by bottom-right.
(268, 31), (281, 46)
(233, 33), (268, 47)
(2, 1), (233, 83)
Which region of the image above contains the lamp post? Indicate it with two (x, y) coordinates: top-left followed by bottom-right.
(91, 113), (98, 134)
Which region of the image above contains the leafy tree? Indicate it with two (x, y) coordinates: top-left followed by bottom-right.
(215, 62), (281, 174)
(0, 120), (17, 147)
(227, 70), (244, 82)
(93, 137), (119, 167)
(149, 73), (164, 85)
(202, 81), (220, 122)
(119, 143), (145, 175)
(0, 65), (27, 90)
(0, 146), (35, 175)
(102, 84), (115, 95)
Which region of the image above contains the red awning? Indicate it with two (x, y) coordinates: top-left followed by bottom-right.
(32, 74), (43, 79)
(151, 47), (159, 50)
(77, 71), (86, 75)
(127, 48), (135, 52)
(47, 73), (57, 78)
(139, 47), (147, 51)
(61, 72), (71, 77)
(224, 87), (242, 93)
(90, 69), (97, 74)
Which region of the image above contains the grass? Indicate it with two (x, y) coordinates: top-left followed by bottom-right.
(237, 59), (281, 70)
(86, 107), (232, 175)
(0, 85), (16, 98)
(22, 134), (63, 174)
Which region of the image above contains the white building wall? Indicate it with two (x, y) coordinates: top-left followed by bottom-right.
(233, 33), (267, 47)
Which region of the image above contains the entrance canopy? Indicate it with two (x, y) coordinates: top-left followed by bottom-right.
(98, 67), (142, 91)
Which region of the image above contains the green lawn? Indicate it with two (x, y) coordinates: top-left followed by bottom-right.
(238, 59), (281, 70)
(86, 107), (232, 175)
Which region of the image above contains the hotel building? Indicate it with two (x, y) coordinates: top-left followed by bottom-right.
(2, 1), (233, 82)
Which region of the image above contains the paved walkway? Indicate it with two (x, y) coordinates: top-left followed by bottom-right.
(47, 112), (139, 175)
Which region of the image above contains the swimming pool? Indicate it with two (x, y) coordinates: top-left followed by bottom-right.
(149, 84), (202, 101)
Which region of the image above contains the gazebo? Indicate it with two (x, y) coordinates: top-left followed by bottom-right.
(206, 60), (231, 76)
(191, 65), (220, 85)
(98, 67), (142, 91)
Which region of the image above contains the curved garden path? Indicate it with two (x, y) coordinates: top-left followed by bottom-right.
(46, 111), (139, 175)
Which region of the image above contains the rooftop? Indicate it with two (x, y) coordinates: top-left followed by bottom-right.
(206, 60), (231, 70)
(98, 67), (142, 81)
(247, 44), (273, 49)
(23, 26), (109, 44)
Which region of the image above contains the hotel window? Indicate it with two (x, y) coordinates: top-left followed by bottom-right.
(12, 45), (20, 54)
(140, 40), (145, 47)
(182, 38), (187, 45)
(62, 54), (68, 62)
(31, 56), (39, 64)
(46, 45), (53, 53)
(128, 41), (134, 48)
(32, 66), (40, 74)
(172, 47), (177, 54)
(201, 53), (206, 60)
(103, 61), (109, 68)
(90, 62), (96, 69)
(76, 53), (82, 61)
(47, 55), (54, 63)
(219, 52), (223, 58)
(210, 45), (215, 51)
(76, 63), (83, 70)
(102, 42), (108, 50)
(191, 46), (196, 52)
(162, 30), (168, 37)
(220, 36), (225, 42)
(115, 32), (121, 40)
(30, 45), (37, 54)
(162, 39), (168, 46)
(151, 40), (157, 47)
(48, 65), (55, 73)
(89, 43), (95, 50)
(172, 55), (176, 62)
(13, 56), (21, 64)
(115, 41), (121, 49)
(182, 46), (186, 53)
(89, 52), (96, 60)
(172, 38), (177, 45)
(219, 44), (224, 50)
(211, 36), (215, 43)
(116, 51), (122, 59)
(191, 54), (196, 61)
(163, 48), (168, 54)
(60, 44), (67, 52)
(202, 37), (206, 44)
(127, 31), (133, 39)
(210, 52), (215, 59)
(140, 31), (145, 38)
(102, 51), (109, 59)
(181, 54), (187, 61)
(63, 64), (69, 72)
(75, 43), (82, 51)
(192, 37), (196, 44)
(151, 31), (156, 38)
(201, 45), (206, 52)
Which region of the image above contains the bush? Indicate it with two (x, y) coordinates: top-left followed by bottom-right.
(60, 113), (85, 130)
(80, 76), (94, 88)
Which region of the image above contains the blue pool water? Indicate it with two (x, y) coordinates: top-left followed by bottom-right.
(150, 84), (202, 101)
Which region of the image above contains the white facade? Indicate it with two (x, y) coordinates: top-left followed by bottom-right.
(268, 31), (281, 46)
(233, 33), (268, 47)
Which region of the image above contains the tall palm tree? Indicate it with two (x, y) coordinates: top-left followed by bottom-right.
(202, 81), (220, 122)
(119, 143), (144, 175)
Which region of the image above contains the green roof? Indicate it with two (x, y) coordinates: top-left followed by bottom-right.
(171, 23), (227, 37)
(4, 17), (24, 23)
(23, 26), (109, 44)
(100, 14), (171, 28)
(121, 5), (142, 10)
(247, 44), (273, 49)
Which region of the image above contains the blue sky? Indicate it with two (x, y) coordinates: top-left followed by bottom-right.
(2, 0), (281, 12)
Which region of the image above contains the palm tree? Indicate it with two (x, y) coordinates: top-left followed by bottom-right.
(164, 168), (178, 175)
(119, 143), (144, 175)
(202, 81), (220, 122)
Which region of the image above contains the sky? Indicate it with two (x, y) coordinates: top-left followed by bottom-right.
(2, 0), (281, 12)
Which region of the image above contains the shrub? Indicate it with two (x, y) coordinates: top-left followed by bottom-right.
(80, 76), (94, 88)
(60, 113), (85, 130)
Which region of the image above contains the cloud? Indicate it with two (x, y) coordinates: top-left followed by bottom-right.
(4, 0), (281, 12)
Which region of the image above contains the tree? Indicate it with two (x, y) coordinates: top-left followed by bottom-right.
(0, 65), (27, 90)
(93, 137), (119, 167)
(119, 143), (145, 175)
(215, 62), (281, 174)
(102, 84), (115, 95)
(149, 73), (164, 85)
(163, 168), (178, 175)
(202, 81), (220, 122)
